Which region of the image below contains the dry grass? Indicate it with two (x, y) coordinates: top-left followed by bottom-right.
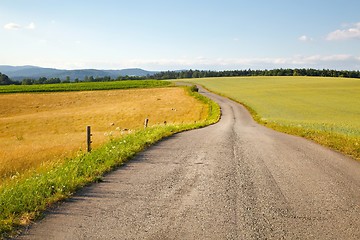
(0, 87), (208, 180)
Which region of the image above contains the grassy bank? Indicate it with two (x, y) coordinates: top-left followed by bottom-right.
(0, 86), (220, 238)
(187, 76), (360, 161)
(0, 80), (170, 93)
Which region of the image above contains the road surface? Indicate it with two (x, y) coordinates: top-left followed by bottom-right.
(19, 86), (360, 239)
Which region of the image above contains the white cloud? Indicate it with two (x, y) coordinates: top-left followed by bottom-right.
(26, 22), (36, 30)
(6, 55), (360, 71)
(4, 22), (21, 30)
(298, 35), (313, 42)
(326, 22), (360, 41)
(3, 22), (36, 30)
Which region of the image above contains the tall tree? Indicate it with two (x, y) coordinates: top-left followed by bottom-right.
(0, 72), (14, 85)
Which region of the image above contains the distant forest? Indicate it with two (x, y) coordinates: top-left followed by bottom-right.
(149, 68), (360, 80)
(1, 68), (360, 85)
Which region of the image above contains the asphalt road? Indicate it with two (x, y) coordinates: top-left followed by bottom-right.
(19, 86), (360, 239)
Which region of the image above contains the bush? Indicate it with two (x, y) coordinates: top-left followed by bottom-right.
(190, 85), (199, 92)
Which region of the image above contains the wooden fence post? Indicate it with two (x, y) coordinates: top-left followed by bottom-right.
(144, 118), (149, 128)
(87, 125), (92, 152)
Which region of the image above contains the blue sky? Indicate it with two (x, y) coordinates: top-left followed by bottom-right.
(1, 0), (360, 70)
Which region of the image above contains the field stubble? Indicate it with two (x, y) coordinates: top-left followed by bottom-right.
(0, 87), (208, 180)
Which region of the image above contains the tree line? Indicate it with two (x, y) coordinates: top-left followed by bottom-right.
(148, 68), (360, 80)
(0, 74), (146, 85)
(1, 68), (360, 85)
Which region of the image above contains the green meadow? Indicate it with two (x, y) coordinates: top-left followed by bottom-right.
(188, 76), (360, 160)
(0, 80), (171, 93)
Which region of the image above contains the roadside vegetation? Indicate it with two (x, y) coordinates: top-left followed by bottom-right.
(188, 76), (360, 161)
(0, 85), (220, 238)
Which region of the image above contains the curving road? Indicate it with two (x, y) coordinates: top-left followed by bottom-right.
(19, 86), (360, 239)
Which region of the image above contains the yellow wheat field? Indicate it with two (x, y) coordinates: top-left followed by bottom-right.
(0, 87), (208, 180)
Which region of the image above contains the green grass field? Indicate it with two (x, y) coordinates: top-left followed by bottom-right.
(187, 76), (360, 160)
(0, 80), (170, 93)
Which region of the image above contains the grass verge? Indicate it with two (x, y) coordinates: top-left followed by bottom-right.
(0, 86), (220, 238)
(256, 115), (360, 161)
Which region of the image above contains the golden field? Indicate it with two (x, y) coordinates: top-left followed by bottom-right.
(0, 87), (208, 180)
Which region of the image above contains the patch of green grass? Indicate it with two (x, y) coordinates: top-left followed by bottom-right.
(0, 80), (171, 93)
(0, 86), (220, 238)
(186, 76), (360, 160)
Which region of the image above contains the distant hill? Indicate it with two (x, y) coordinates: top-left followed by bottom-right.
(0, 65), (158, 81)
